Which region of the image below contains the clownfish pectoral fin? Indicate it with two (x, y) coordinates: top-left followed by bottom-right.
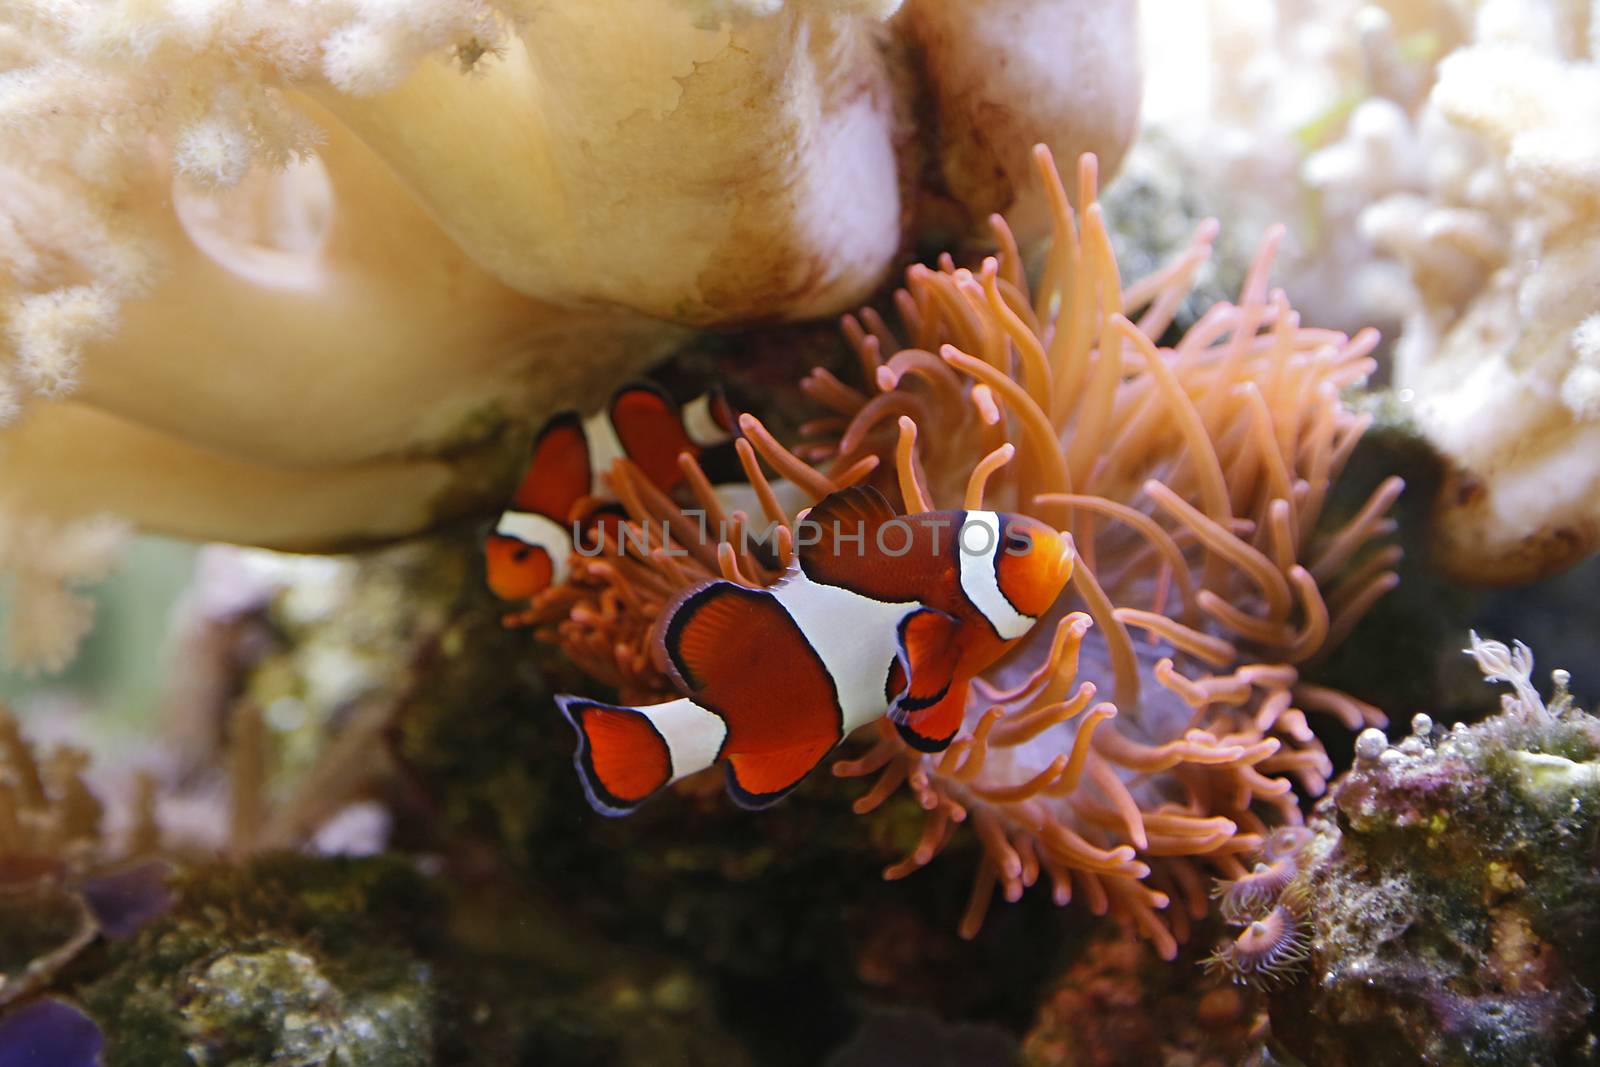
(514, 411), (591, 521)
(610, 383), (698, 494)
(892, 678), (970, 754)
(888, 607), (960, 716)
(724, 737), (837, 810)
(558, 695), (728, 817)
(707, 386), (738, 438)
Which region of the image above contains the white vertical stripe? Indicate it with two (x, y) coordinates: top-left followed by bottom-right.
(643, 697), (729, 782)
(681, 393), (731, 448)
(771, 575), (918, 732)
(583, 407), (626, 490)
(494, 509), (573, 584)
(957, 511), (1033, 640)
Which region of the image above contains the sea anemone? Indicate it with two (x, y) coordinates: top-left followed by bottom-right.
(533, 146), (1401, 957)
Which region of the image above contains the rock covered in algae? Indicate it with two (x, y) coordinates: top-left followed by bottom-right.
(60, 852), (753, 1066)
(1269, 641), (1600, 1066)
(76, 855), (438, 1066)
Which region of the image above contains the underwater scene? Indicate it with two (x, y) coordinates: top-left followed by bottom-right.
(2, 1), (1600, 1064)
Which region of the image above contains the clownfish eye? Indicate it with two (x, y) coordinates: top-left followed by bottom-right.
(513, 546), (531, 562)
(1004, 531), (1032, 555)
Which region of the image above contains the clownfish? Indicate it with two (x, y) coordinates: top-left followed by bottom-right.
(485, 383), (740, 604)
(556, 486), (1076, 815)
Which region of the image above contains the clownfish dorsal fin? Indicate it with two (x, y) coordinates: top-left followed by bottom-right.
(800, 484), (899, 536)
(724, 737), (837, 809)
(888, 607), (960, 717)
(514, 411), (591, 521)
(610, 383), (697, 493)
(796, 486), (902, 586)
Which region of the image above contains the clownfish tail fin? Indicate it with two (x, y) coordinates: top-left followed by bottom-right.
(557, 695), (727, 817)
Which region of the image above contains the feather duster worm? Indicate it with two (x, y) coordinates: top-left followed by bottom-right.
(526, 148), (1401, 957)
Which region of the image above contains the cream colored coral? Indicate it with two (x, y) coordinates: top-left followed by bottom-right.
(0, 0), (1139, 669)
(1376, 9), (1600, 582)
(683, 0), (905, 26)
(0, 1), (1138, 530)
(0, 508), (127, 673)
(1134, 0), (1454, 336)
(1139, 0), (1600, 583)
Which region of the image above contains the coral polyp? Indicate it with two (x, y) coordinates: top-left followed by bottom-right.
(1206, 905), (1309, 985)
(1213, 858), (1302, 924)
(533, 147), (1401, 957)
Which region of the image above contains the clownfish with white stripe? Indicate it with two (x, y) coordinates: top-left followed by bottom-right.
(485, 383), (740, 604)
(556, 486), (1075, 815)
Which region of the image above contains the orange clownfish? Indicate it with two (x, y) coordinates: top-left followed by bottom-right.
(484, 384), (739, 604)
(556, 486), (1076, 815)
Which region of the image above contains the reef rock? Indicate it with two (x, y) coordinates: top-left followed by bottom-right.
(67, 854), (754, 1067)
(1270, 635), (1600, 1066)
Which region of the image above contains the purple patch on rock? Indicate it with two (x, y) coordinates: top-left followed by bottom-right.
(0, 999), (103, 1067)
(79, 860), (175, 940)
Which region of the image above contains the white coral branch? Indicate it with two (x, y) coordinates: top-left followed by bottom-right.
(6, 284), (118, 396)
(0, 507), (128, 674)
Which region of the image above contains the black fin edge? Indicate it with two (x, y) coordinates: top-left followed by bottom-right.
(886, 608), (956, 722)
(722, 761), (804, 811)
(556, 695), (657, 818)
(893, 718), (959, 754)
